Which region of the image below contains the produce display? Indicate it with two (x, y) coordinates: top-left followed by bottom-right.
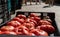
(0, 13), (55, 36)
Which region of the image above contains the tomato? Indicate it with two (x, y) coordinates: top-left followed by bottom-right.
(1, 26), (14, 31)
(7, 21), (21, 27)
(30, 19), (37, 25)
(12, 17), (25, 24)
(39, 25), (55, 34)
(30, 29), (48, 36)
(29, 13), (38, 17)
(29, 33), (36, 36)
(14, 27), (23, 35)
(25, 18), (31, 23)
(38, 30), (48, 36)
(2, 31), (17, 35)
(17, 25), (28, 30)
(23, 29), (30, 35)
(30, 17), (41, 22)
(14, 28), (23, 35)
(38, 20), (51, 25)
(0, 30), (3, 34)
(24, 32), (36, 36)
(23, 23), (35, 30)
(23, 28), (36, 36)
(36, 26), (41, 30)
(12, 17), (20, 20)
(30, 29), (39, 35)
(14, 25), (28, 35)
(34, 17), (41, 22)
(17, 14), (26, 19)
(25, 18), (37, 26)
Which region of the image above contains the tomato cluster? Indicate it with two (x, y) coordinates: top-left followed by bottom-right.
(0, 13), (55, 36)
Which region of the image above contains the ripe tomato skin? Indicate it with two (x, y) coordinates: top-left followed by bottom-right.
(38, 30), (48, 36)
(14, 25), (28, 35)
(25, 18), (37, 26)
(39, 25), (55, 34)
(2, 31), (17, 35)
(30, 29), (48, 36)
(29, 13), (38, 17)
(30, 17), (41, 22)
(12, 17), (25, 24)
(29, 33), (36, 36)
(1, 26), (14, 31)
(23, 23), (35, 30)
(17, 25), (28, 30)
(7, 21), (21, 27)
(17, 14), (26, 19)
(12, 17), (20, 20)
(25, 32), (36, 36)
(29, 19), (37, 26)
(0, 30), (3, 34)
(14, 28), (23, 35)
(36, 26), (41, 30)
(23, 29), (30, 35)
(38, 20), (51, 25)
(23, 28), (36, 36)
(34, 17), (41, 22)
(30, 29), (40, 35)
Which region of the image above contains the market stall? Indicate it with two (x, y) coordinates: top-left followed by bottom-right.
(0, 0), (60, 37)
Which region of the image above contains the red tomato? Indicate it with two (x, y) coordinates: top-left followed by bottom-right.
(14, 28), (23, 35)
(23, 23), (35, 30)
(14, 25), (28, 35)
(25, 18), (31, 23)
(23, 29), (36, 36)
(38, 30), (48, 36)
(1, 26), (14, 31)
(14, 27), (23, 35)
(25, 18), (37, 26)
(17, 25), (28, 30)
(12, 17), (25, 23)
(33, 17), (41, 22)
(29, 17), (41, 22)
(38, 20), (51, 25)
(2, 31), (17, 35)
(30, 19), (37, 25)
(39, 25), (55, 34)
(29, 13), (38, 17)
(23, 29), (30, 35)
(7, 21), (21, 27)
(17, 14), (26, 19)
(36, 26), (41, 30)
(0, 30), (3, 34)
(17, 32), (23, 35)
(29, 33), (36, 36)
(30, 29), (39, 35)
(30, 29), (48, 36)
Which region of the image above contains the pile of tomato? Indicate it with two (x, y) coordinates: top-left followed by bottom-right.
(0, 13), (55, 36)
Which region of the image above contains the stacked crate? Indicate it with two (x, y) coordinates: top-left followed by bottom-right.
(0, 0), (11, 24)
(0, 0), (23, 24)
